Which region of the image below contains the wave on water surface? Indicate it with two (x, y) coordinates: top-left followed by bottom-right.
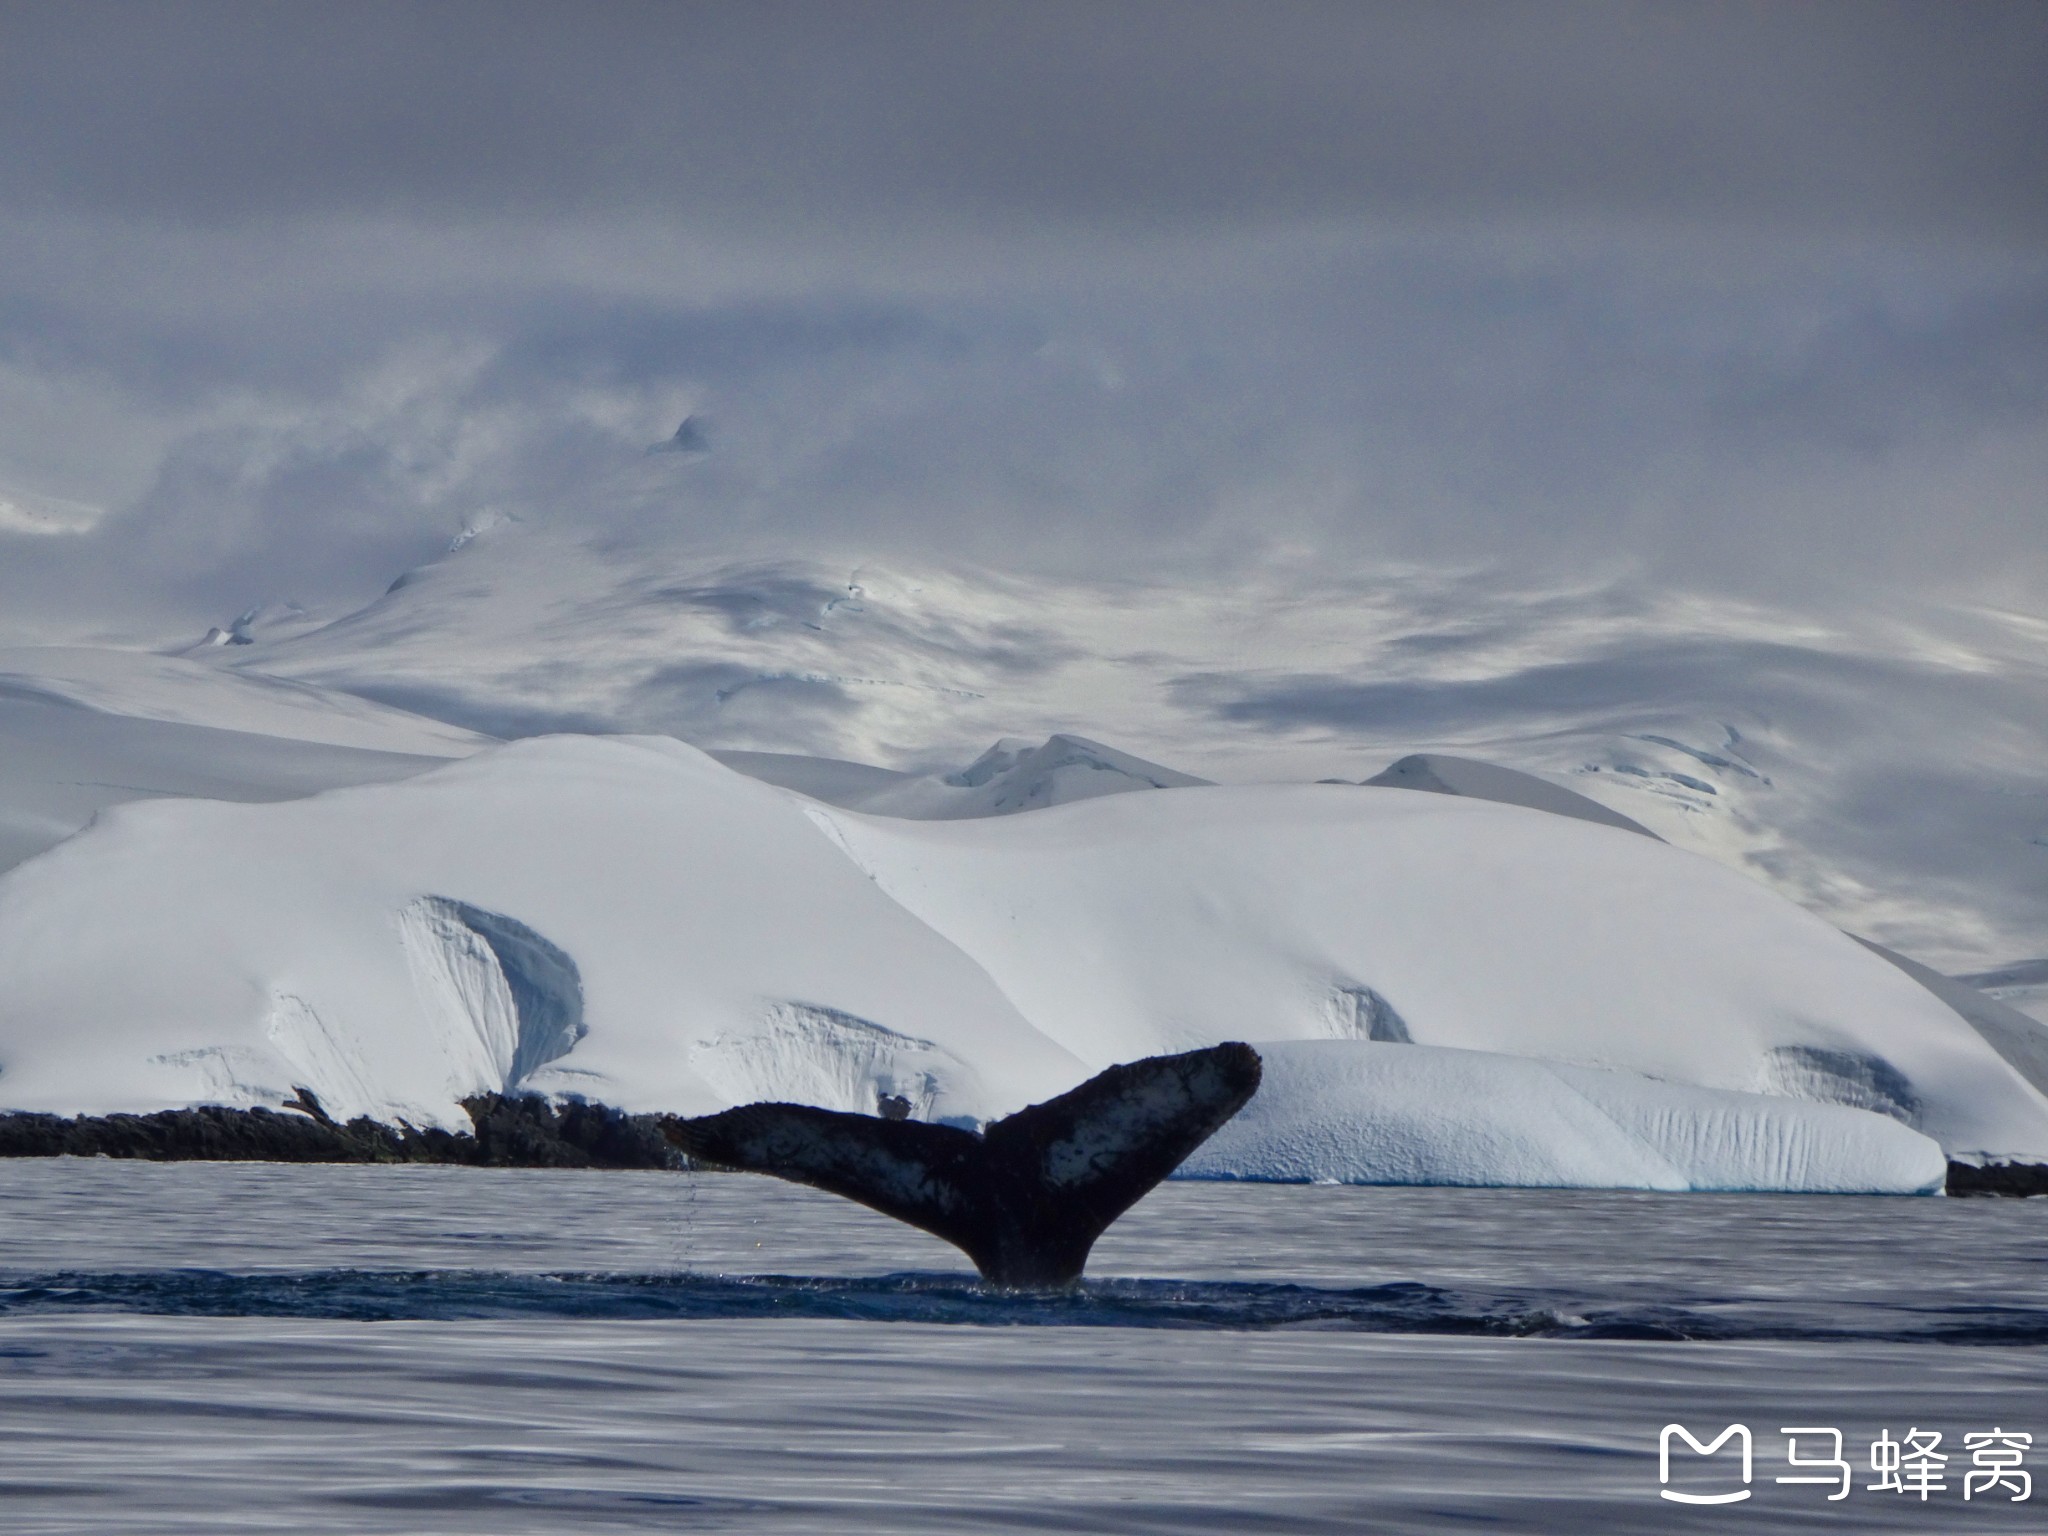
(5, 1268), (2048, 1345)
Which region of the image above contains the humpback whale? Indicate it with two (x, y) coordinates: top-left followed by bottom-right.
(661, 1042), (1262, 1287)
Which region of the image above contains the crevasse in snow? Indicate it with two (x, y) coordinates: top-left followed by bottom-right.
(399, 898), (587, 1094)
(688, 1002), (987, 1123)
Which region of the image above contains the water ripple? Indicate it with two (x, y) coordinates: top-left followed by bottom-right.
(5, 1267), (2047, 1343)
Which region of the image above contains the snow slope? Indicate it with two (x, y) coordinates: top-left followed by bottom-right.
(0, 647), (491, 755)
(814, 783), (2048, 1163)
(0, 737), (1084, 1130)
(706, 749), (913, 807)
(0, 647), (492, 876)
(715, 737), (2046, 1108)
(1348, 749), (2048, 1099)
(0, 738), (2031, 1186)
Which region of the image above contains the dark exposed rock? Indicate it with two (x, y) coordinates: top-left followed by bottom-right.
(0, 1088), (687, 1170)
(1947, 1160), (2048, 1197)
(460, 1093), (682, 1168)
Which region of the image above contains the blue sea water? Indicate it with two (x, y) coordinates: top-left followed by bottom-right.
(1, 1160), (2045, 1532)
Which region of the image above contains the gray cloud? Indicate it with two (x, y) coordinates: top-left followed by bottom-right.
(3, 243), (2045, 644)
(1170, 638), (2010, 740)
(2, 2), (2042, 244)
(1709, 287), (2048, 454)
(0, 3), (2042, 647)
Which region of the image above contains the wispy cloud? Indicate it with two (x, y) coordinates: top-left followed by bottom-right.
(0, 484), (103, 537)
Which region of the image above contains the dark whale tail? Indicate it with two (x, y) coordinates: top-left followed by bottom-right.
(660, 1042), (1263, 1287)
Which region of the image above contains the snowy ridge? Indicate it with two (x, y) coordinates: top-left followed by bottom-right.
(850, 734), (1209, 819)
(1957, 958), (2048, 1028)
(706, 749), (913, 807)
(1853, 938), (2048, 1109)
(0, 647), (491, 756)
(1359, 753), (1658, 839)
(0, 647), (490, 878)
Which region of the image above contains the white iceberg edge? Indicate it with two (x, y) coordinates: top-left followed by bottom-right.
(1178, 1040), (1950, 1194)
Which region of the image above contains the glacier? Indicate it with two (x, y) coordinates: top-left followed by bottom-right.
(0, 731), (2040, 1190)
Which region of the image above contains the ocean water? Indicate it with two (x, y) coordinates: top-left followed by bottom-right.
(1, 1161), (2045, 1532)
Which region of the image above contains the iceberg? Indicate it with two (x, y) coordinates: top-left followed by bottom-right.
(1183, 1039), (1947, 1193)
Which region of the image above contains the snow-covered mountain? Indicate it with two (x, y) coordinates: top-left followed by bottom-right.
(1355, 754), (1659, 839)
(711, 735), (1205, 819)
(187, 521), (2048, 974)
(0, 646), (490, 875)
(0, 734), (2035, 1191)
(1957, 959), (2048, 1028)
(845, 734), (1209, 819)
(0, 646), (488, 755)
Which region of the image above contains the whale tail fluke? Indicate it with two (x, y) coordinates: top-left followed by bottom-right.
(661, 1042), (1262, 1287)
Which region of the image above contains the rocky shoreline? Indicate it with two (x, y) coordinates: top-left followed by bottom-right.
(1944, 1159), (2048, 1197)
(0, 1090), (684, 1170)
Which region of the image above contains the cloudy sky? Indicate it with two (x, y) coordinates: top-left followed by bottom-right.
(0, 1), (2042, 643)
